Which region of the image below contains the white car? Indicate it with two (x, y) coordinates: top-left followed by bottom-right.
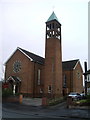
(80, 93), (85, 99)
(68, 92), (81, 100)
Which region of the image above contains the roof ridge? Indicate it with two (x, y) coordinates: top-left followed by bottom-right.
(62, 59), (79, 63)
(62, 59), (79, 70)
(18, 47), (44, 59)
(18, 47), (45, 64)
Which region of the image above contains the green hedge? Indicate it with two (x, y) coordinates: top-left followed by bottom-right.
(48, 97), (64, 106)
(2, 88), (13, 97)
(75, 95), (90, 106)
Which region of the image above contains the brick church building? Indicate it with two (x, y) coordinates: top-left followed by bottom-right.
(4, 12), (83, 98)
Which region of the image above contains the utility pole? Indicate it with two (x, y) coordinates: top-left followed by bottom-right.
(84, 62), (87, 96)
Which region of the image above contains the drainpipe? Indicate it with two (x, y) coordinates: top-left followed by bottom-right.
(84, 62), (87, 96)
(70, 70), (71, 92)
(33, 62), (36, 98)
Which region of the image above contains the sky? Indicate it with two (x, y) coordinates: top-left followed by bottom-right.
(0, 0), (89, 79)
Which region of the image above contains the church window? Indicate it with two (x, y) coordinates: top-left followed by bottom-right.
(48, 85), (52, 93)
(63, 74), (66, 88)
(76, 70), (81, 79)
(13, 60), (21, 73)
(40, 88), (43, 93)
(37, 69), (41, 85)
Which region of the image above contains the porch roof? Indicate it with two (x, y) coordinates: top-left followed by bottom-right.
(7, 76), (21, 83)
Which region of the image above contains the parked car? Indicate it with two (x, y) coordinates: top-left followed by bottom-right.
(80, 93), (86, 99)
(68, 92), (81, 100)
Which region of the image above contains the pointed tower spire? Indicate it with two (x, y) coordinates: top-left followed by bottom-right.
(46, 11), (60, 23)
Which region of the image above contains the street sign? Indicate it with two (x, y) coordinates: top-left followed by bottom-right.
(2, 83), (9, 88)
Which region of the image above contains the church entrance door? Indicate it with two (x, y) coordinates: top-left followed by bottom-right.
(7, 76), (21, 95)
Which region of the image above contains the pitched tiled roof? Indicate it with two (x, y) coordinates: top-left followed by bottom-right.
(18, 48), (79, 68)
(7, 76), (21, 83)
(5, 47), (79, 69)
(62, 59), (79, 70)
(18, 47), (45, 65)
(12, 76), (21, 82)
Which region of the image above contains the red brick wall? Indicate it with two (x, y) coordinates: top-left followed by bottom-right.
(5, 49), (83, 98)
(5, 49), (44, 97)
(32, 62), (44, 97)
(62, 61), (83, 95)
(5, 49), (33, 95)
(73, 62), (83, 93)
(62, 70), (73, 94)
(44, 38), (62, 97)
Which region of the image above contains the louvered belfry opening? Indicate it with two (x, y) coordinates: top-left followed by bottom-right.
(46, 21), (61, 40)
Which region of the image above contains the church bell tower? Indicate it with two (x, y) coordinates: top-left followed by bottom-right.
(44, 12), (62, 98)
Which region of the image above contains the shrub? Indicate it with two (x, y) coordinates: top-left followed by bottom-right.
(86, 95), (90, 99)
(48, 97), (64, 106)
(2, 88), (13, 97)
(76, 99), (90, 106)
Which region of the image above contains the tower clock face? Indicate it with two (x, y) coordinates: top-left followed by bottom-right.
(13, 61), (21, 73)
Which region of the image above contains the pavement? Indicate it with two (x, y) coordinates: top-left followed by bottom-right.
(2, 100), (90, 119)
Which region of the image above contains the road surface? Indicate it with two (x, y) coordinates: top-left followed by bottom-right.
(2, 102), (90, 119)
